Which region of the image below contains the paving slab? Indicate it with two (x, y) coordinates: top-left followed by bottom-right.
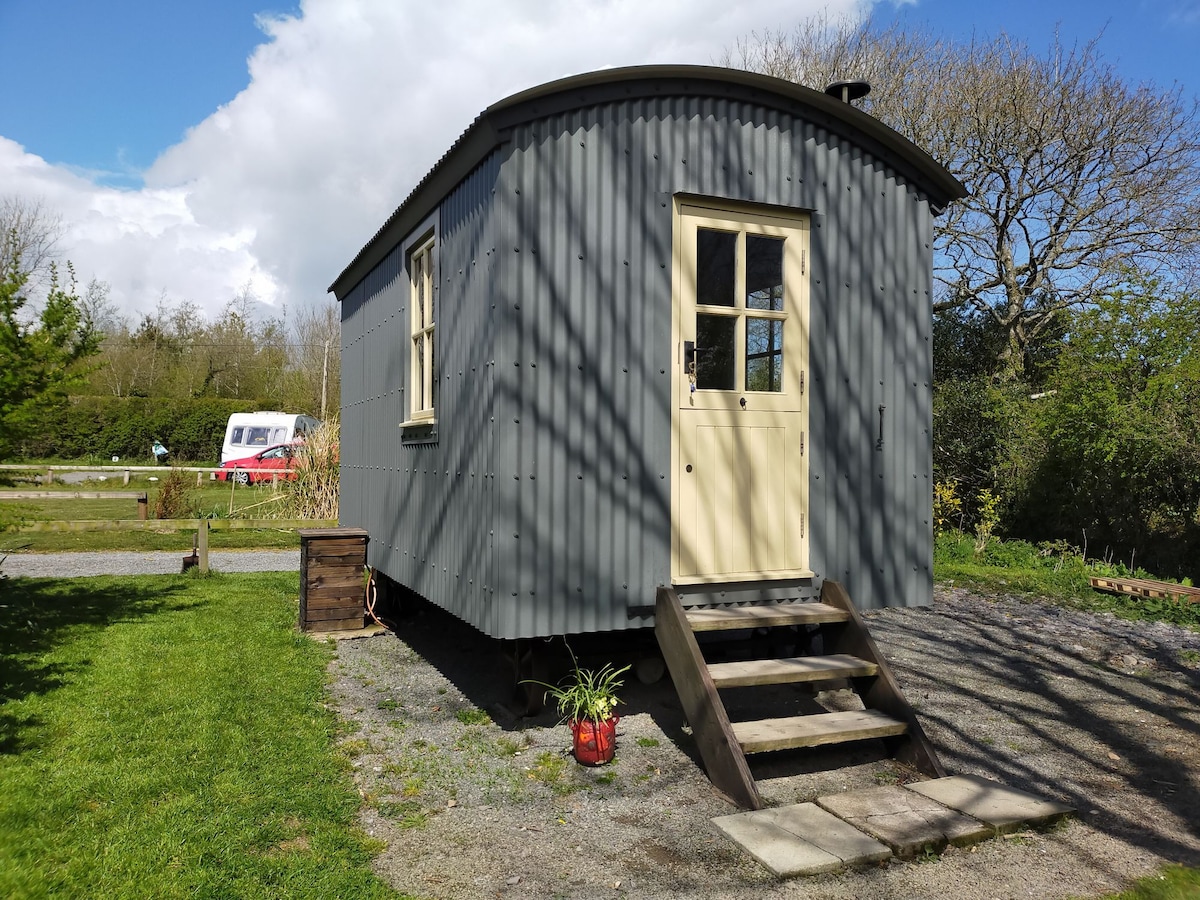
(816, 785), (991, 856)
(713, 802), (891, 877)
(906, 774), (1075, 833)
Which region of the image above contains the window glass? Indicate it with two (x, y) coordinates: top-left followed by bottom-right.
(746, 236), (784, 311)
(414, 253), (426, 326)
(746, 317), (784, 392)
(231, 426), (244, 444)
(696, 315), (737, 390)
(248, 427), (271, 446)
(409, 235), (437, 421)
(415, 339), (426, 413)
(696, 229), (736, 308)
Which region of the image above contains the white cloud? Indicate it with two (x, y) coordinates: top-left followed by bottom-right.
(1, 0), (864, 322)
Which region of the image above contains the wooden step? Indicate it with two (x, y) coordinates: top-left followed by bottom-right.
(685, 601), (849, 632)
(708, 654), (878, 688)
(731, 709), (908, 754)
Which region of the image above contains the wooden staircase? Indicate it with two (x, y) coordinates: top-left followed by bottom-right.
(655, 580), (944, 810)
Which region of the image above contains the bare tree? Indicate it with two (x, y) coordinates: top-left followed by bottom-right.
(726, 17), (1200, 374)
(0, 195), (66, 290)
(287, 300), (341, 420)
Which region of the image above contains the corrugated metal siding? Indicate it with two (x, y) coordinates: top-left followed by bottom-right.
(340, 153), (503, 632)
(341, 92), (936, 638)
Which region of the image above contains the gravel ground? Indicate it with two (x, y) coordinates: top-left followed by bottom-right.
(0, 549), (299, 577)
(328, 586), (1200, 900)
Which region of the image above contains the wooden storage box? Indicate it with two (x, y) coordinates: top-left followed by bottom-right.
(299, 527), (369, 631)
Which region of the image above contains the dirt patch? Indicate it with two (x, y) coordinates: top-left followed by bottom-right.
(326, 586), (1200, 899)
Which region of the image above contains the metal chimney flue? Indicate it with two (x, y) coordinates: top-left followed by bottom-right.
(824, 79), (871, 104)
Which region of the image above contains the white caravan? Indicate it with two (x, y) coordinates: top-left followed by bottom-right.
(220, 412), (321, 463)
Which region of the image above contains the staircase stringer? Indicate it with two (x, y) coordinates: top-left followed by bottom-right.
(819, 580), (946, 778)
(654, 586), (763, 810)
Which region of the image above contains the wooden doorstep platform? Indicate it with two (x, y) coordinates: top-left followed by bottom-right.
(1089, 575), (1200, 604)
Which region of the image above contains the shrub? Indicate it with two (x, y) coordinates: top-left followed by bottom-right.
(282, 420), (339, 520)
(153, 468), (197, 519)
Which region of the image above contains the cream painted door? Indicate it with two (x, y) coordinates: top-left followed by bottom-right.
(671, 202), (811, 584)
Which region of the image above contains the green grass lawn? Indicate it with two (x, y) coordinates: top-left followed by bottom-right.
(0, 572), (402, 899)
(1095, 866), (1200, 900)
(935, 531), (1200, 630)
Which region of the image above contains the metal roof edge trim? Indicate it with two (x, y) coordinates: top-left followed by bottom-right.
(328, 64), (966, 300)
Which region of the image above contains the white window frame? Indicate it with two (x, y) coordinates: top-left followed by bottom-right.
(406, 233), (436, 424)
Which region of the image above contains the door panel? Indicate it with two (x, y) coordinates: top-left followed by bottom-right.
(672, 203), (810, 584)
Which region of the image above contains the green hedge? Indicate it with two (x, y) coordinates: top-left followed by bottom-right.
(24, 397), (263, 463)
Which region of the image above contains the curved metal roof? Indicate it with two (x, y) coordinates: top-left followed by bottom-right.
(329, 65), (966, 298)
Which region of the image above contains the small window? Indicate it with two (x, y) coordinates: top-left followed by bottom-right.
(248, 427), (271, 446)
(408, 234), (437, 423)
(231, 426), (244, 445)
(272, 427), (287, 444)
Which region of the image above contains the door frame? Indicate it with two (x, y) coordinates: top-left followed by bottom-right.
(669, 196), (813, 585)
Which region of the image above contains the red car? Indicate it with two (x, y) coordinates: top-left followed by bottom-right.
(215, 442), (301, 485)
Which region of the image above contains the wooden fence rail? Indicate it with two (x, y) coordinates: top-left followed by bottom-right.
(0, 490), (149, 519)
(5, 518), (338, 574)
(0, 463), (293, 486)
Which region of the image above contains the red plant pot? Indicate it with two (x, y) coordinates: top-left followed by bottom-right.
(569, 716), (619, 766)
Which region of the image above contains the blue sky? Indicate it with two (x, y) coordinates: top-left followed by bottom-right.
(0, 0), (289, 185)
(1, 0), (1197, 320)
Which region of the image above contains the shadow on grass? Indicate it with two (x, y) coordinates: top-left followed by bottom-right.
(0, 575), (189, 754)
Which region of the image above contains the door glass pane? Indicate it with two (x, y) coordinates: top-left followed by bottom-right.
(696, 229), (736, 308)
(746, 317), (784, 392)
(696, 314), (736, 390)
(746, 235), (784, 311)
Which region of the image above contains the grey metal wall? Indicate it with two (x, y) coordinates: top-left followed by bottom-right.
(341, 153), (503, 631)
(341, 93), (936, 639)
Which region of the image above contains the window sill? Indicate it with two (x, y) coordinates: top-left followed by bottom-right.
(399, 419), (438, 444)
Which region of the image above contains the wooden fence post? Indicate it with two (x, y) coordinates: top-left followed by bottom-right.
(198, 520), (210, 573)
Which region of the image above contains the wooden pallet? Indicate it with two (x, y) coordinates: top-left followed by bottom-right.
(1089, 575), (1200, 604)
(655, 580), (944, 810)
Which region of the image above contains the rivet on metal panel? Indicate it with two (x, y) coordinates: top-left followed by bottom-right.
(513, 533), (519, 538)
(578, 255), (583, 260)
(529, 475), (535, 480)
(660, 474), (665, 479)
(623, 584), (628, 589)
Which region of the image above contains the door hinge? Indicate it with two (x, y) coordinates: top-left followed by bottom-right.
(800, 370), (805, 395)
(800, 512), (805, 539)
(801, 249), (806, 276)
(800, 431), (805, 456)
